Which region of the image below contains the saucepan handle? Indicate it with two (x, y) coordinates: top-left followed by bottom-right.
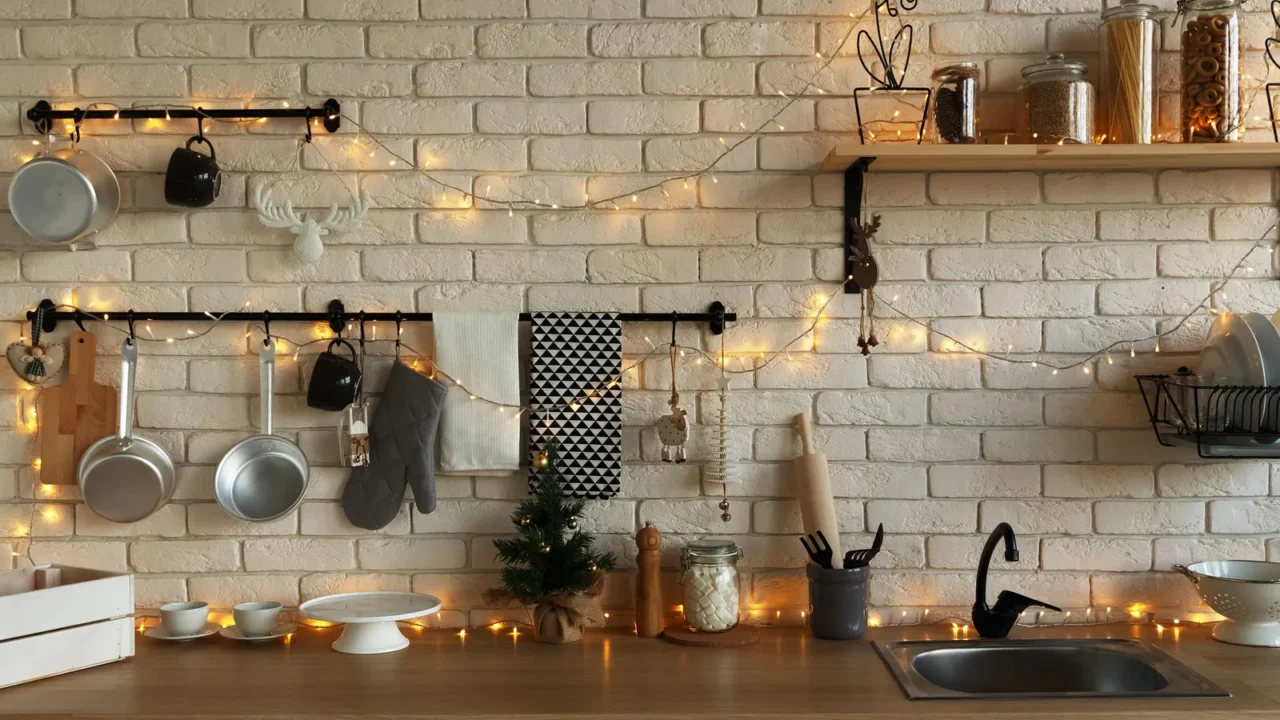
(1173, 564), (1199, 586)
(118, 340), (138, 445)
(260, 341), (275, 436)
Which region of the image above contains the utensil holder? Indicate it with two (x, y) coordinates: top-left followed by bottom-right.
(807, 564), (869, 641)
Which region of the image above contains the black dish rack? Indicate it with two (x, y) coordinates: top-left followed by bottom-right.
(1137, 373), (1280, 458)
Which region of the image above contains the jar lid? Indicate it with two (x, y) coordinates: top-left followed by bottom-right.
(683, 539), (741, 565)
(1102, 0), (1156, 20)
(932, 62), (979, 82)
(1021, 53), (1089, 81)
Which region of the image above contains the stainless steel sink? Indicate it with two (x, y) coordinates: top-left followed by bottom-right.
(874, 639), (1230, 700)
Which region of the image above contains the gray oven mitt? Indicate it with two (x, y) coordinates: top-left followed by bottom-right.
(342, 362), (449, 530)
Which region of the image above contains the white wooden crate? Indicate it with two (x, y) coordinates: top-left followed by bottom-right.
(0, 565), (135, 689)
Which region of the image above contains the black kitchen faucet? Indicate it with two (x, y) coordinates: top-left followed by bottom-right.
(972, 523), (1062, 639)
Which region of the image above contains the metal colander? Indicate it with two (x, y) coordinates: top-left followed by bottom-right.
(1175, 560), (1280, 647)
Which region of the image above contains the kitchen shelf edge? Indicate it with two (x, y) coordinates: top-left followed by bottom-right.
(823, 142), (1280, 172)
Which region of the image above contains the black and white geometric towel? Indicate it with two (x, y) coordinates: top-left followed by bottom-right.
(529, 313), (622, 499)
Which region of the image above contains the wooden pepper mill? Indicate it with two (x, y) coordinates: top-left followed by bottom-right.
(635, 522), (664, 638)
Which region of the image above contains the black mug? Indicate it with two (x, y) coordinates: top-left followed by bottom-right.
(307, 339), (362, 411)
(165, 136), (221, 208)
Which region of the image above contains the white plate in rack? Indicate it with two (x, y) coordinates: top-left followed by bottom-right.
(298, 592), (441, 655)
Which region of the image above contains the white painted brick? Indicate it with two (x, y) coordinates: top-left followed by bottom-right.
(370, 25), (473, 59)
(817, 390), (926, 425)
(1043, 538), (1151, 571)
(532, 137), (641, 173)
(931, 392), (1042, 426)
(23, 25), (135, 59)
(645, 211), (754, 246)
(529, 61), (640, 96)
(931, 319), (1043, 354)
(932, 18), (1046, 53)
(30, 541), (127, 572)
(78, 63), (185, 97)
(364, 247), (472, 282)
(417, 61), (525, 97)
(1153, 537), (1266, 569)
(871, 571), (971, 606)
(358, 538), (467, 570)
(701, 390), (813, 426)
(530, 0), (639, 17)
(244, 538), (355, 571)
(1044, 173), (1156, 204)
(701, 247), (811, 281)
(932, 248), (1042, 282)
(1045, 318), (1157, 354)
(420, 0), (526, 18)
(588, 248), (698, 283)
(1100, 209), (1211, 241)
(76, 505), (185, 538)
(1046, 245), (1155, 281)
(705, 98), (816, 133)
(827, 464), (926, 499)
(708, 21), (811, 56)
(757, 283), (855, 319)
(989, 209), (1096, 243)
(868, 500), (975, 534)
(191, 63), (300, 97)
(701, 175), (810, 209)
(1210, 499), (1280, 533)
(1045, 392), (1149, 428)
(529, 284), (639, 312)
(534, 213), (642, 245)
(0, 0), (70, 19)
(984, 283), (1095, 318)
(1097, 429), (1190, 464)
(191, 356), (299, 394)
(478, 23), (586, 58)
(868, 428), (980, 462)
(984, 429), (1093, 462)
(419, 137), (526, 172)
(136, 395), (248, 430)
(876, 209), (985, 245)
(412, 500), (517, 534)
(928, 535), (1040, 570)
(139, 22), (249, 57)
(255, 24), (364, 58)
(982, 499), (1093, 534)
(643, 284), (753, 316)
(755, 354), (867, 390)
(758, 58), (869, 95)
(476, 249), (583, 282)
(650, 0), (757, 16)
(309, 63), (413, 97)
(189, 574), (299, 607)
(931, 465), (1040, 498)
(868, 355), (982, 390)
(188, 504), (297, 535)
(591, 22), (701, 57)
(476, 175), (582, 209)
(644, 60), (755, 95)
(23, 250), (130, 282)
(1159, 242), (1271, 278)
(193, 286), (302, 312)
(1098, 501), (1206, 534)
(758, 135), (842, 170)
(1215, 206), (1280, 240)
(0, 66), (73, 96)
(136, 249), (245, 283)
(419, 212), (528, 245)
(1091, 572), (1202, 609)
(645, 136), (756, 172)
(477, 101), (585, 134)
(930, 173), (1041, 206)
(589, 100), (699, 135)
(131, 540), (239, 572)
(750, 499), (859, 534)
(92, 212), (188, 247)
(619, 464), (700, 498)
(302, 573), (412, 600)
(308, 0), (416, 19)
(754, 426), (863, 462)
(1096, 280), (1209, 316)
(1158, 463), (1270, 497)
(1158, 170), (1273, 204)
(193, 0), (301, 18)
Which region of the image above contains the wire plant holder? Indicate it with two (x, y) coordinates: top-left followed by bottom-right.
(854, 0), (930, 145)
(1136, 374), (1280, 458)
(1266, 1), (1280, 141)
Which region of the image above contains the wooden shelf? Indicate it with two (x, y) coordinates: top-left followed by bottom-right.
(823, 142), (1280, 172)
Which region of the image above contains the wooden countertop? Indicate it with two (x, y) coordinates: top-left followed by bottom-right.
(3, 622), (1279, 719)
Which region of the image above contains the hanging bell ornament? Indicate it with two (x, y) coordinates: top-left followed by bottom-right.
(519, 515), (530, 528)
(539, 543), (551, 554)
(718, 499), (732, 523)
(566, 516), (579, 530)
(532, 451), (550, 471)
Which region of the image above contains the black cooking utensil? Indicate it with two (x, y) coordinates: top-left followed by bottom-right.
(844, 523), (884, 568)
(800, 531), (834, 569)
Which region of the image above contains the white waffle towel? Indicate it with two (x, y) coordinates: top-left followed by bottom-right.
(434, 313), (522, 474)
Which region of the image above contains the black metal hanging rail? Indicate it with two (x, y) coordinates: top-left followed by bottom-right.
(26, 99), (343, 135)
(28, 299), (734, 336)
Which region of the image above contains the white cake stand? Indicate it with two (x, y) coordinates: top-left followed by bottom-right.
(298, 592), (442, 655)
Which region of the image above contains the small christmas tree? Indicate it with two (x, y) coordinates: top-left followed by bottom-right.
(493, 446), (616, 607)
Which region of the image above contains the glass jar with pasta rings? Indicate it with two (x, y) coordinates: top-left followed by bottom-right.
(1180, 0), (1241, 142)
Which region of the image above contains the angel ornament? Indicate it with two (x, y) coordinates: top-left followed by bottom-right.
(655, 340), (689, 463)
(851, 214), (882, 356)
(255, 184), (370, 264)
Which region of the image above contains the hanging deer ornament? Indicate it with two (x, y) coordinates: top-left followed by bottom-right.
(254, 184), (370, 264)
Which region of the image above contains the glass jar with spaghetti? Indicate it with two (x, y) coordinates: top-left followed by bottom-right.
(1179, 0), (1241, 142)
(1099, 0), (1157, 143)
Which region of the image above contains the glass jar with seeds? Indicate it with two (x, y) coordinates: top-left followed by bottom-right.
(1179, 0), (1241, 142)
(931, 62), (980, 144)
(1099, 0), (1157, 143)
(1017, 53), (1095, 144)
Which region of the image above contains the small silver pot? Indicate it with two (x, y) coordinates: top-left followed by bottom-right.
(9, 144), (120, 246)
(79, 340), (176, 523)
(215, 343), (309, 522)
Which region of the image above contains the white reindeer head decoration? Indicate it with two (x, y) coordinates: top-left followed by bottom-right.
(254, 184), (370, 264)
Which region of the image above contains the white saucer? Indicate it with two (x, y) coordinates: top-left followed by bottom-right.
(144, 622), (221, 642)
(299, 591), (441, 655)
(219, 623), (297, 642)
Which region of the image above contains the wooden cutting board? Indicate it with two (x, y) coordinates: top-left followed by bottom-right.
(37, 331), (117, 485)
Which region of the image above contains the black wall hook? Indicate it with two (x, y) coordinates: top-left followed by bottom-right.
(262, 309), (271, 341)
(127, 311), (136, 341)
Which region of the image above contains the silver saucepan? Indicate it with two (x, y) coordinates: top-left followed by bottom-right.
(215, 343), (309, 522)
(79, 340), (175, 523)
(9, 142), (120, 246)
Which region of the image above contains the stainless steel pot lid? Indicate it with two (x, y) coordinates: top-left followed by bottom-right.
(80, 452), (169, 523)
(10, 159), (101, 241)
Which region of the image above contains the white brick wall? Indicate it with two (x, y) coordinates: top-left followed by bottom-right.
(1, 0), (1274, 619)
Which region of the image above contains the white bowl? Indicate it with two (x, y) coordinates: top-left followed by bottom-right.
(1176, 560), (1280, 647)
(159, 601), (209, 638)
(233, 601), (282, 638)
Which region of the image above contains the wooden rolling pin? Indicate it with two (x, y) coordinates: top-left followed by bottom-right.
(635, 523), (664, 637)
(792, 414), (842, 564)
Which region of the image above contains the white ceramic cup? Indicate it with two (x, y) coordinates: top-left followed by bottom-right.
(233, 601), (282, 637)
(160, 601), (209, 637)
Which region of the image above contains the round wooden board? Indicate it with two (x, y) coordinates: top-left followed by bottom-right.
(662, 624), (760, 648)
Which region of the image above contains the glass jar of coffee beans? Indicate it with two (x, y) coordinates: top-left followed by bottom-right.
(1180, 0), (1240, 142)
(931, 63), (979, 144)
(1017, 54), (1095, 144)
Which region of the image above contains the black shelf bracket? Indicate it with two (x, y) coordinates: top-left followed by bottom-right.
(27, 300), (738, 336)
(26, 99), (342, 135)
(843, 156), (876, 294)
